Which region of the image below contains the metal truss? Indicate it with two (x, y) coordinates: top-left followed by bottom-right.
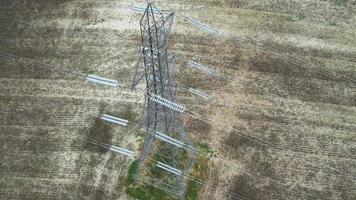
(133, 3), (196, 199)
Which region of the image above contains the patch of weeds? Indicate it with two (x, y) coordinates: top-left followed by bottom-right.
(125, 159), (172, 199)
(307, 194), (317, 200)
(197, 143), (214, 157)
(287, 14), (305, 22)
(136, 129), (145, 137)
(328, 21), (337, 26)
(125, 160), (139, 186)
(124, 155), (173, 199)
(126, 187), (147, 199)
(185, 181), (200, 200)
(91, 18), (105, 25)
(126, 180), (172, 200)
(127, 185), (172, 200)
(185, 153), (210, 200)
(82, 18), (105, 26)
(210, 0), (223, 7)
(334, 0), (347, 6)
(125, 147), (209, 200)
(83, 66), (95, 74)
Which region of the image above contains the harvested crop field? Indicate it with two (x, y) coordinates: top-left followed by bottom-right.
(0, 0), (355, 200)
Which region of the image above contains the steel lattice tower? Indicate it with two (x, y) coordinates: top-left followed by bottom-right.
(133, 3), (196, 199)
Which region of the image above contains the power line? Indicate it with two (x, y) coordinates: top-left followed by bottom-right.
(1, 49), (353, 160)
(146, 1), (356, 85)
(3, 1), (355, 199)
(0, 50), (85, 77)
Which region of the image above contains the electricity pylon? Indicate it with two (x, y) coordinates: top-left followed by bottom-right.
(132, 3), (196, 199)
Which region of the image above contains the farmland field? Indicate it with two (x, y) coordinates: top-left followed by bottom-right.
(0, 0), (355, 200)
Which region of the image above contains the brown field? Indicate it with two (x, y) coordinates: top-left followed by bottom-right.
(0, 0), (355, 200)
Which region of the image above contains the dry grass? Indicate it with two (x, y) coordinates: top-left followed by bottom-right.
(1, 0), (355, 200)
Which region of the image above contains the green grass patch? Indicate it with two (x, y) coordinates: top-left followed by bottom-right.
(125, 160), (139, 186)
(83, 66), (95, 74)
(125, 144), (210, 200)
(184, 168), (209, 199)
(334, 0), (347, 6)
(197, 143), (215, 158)
(125, 159), (173, 200)
(210, 0), (223, 7)
(185, 144), (210, 199)
(328, 21), (337, 26)
(126, 185), (172, 200)
(185, 181), (201, 200)
(286, 15), (305, 22)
